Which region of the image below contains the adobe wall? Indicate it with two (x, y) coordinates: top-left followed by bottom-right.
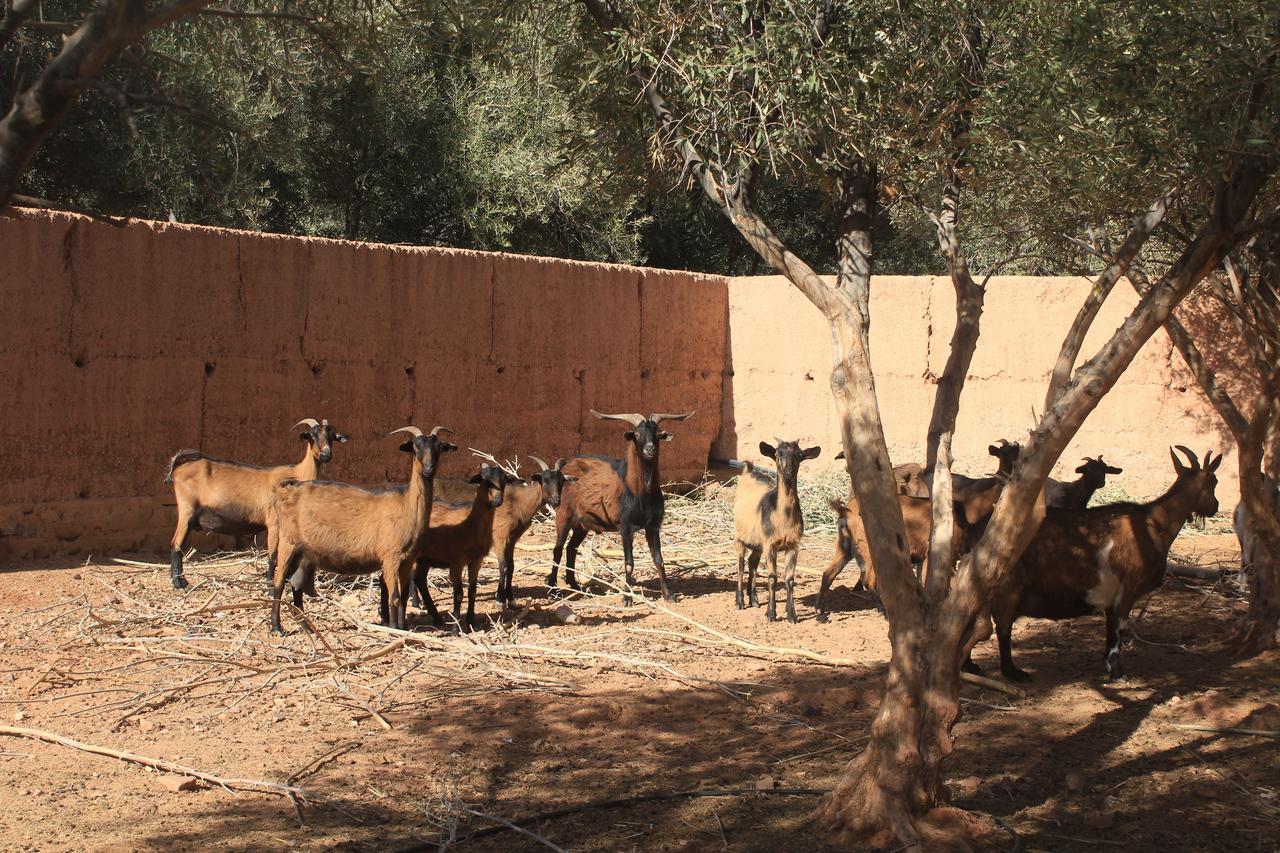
(0, 209), (1246, 563)
(0, 211), (726, 561)
(716, 275), (1243, 502)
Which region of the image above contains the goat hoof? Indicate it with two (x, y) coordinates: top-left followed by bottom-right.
(815, 612), (829, 624)
(662, 590), (676, 603)
(787, 610), (797, 624)
(961, 659), (984, 675)
(1003, 667), (1032, 683)
(171, 575), (189, 590)
(765, 610), (777, 623)
(735, 596), (744, 610)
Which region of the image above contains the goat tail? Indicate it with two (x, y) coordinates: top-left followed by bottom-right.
(165, 449), (204, 483)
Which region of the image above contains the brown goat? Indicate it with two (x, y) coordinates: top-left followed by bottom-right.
(814, 473), (1003, 622)
(267, 425), (455, 633)
(732, 440), (821, 622)
(435, 456), (577, 610)
(977, 446), (1221, 681)
(409, 463), (523, 632)
(548, 409), (695, 602)
(166, 417), (347, 590)
(895, 440), (1022, 499)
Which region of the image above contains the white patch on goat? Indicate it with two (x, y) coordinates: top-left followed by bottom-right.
(1086, 540), (1122, 613)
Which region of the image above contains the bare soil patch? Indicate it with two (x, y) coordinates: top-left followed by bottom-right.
(0, 497), (1275, 852)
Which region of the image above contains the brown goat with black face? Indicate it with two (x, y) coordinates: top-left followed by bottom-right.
(732, 440), (821, 623)
(409, 463), (523, 632)
(166, 417), (347, 590)
(976, 446), (1221, 682)
(548, 409), (695, 602)
(895, 439), (1022, 499)
(434, 456), (576, 610)
(267, 425), (455, 633)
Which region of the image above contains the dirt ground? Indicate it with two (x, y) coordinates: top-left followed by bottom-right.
(0, 495), (1277, 852)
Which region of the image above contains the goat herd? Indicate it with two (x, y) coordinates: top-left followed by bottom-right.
(165, 410), (1226, 683)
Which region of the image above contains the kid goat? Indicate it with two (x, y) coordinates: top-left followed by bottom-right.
(979, 445), (1221, 681)
(733, 440), (821, 622)
(547, 409), (695, 601)
(166, 418), (347, 590)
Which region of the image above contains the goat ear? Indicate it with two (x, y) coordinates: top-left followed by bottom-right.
(759, 441), (776, 459)
(440, 441), (458, 453)
(659, 431), (673, 441)
(802, 446), (822, 460)
(399, 440), (414, 454)
(299, 430), (313, 442)
(988, 444), (1000, 456)
(835, 449), (845, 460)
(469, 474), (485, 484)
(563, 474), (578, 483)
(624, 431), (637, 442)
(1107, 464), (1124, 475)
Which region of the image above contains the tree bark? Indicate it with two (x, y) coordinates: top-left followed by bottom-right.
(1043, 192), (1172, 410)
(0, 0), (215, 209)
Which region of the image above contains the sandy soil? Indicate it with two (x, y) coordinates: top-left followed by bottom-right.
(0, 514), (1276, 852)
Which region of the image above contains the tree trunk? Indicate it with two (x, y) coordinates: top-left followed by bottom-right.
(0, 0), (214, 208)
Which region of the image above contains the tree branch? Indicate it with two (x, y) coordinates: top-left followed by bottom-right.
(1044, 190), (1173, 411)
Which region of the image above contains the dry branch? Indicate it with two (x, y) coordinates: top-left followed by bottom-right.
(0, 725), (310, 798)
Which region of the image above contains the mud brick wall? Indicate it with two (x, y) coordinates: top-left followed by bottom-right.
(0, 211), (726, 561)
(717, 275), (1246, 502)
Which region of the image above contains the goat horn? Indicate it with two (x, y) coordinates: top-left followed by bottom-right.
(292, 418), (319, 431)
(528, 455), (550, 472)
(649, 410), (696, 424)
(554, 457), (568, 470)
(1174, 445), (1199, 470)
(429, 426), (456, 438)
(591, 409), (645, 427)
(388, 426), (423, 439)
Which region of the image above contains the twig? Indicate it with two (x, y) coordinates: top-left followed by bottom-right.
(0, 725), (309, 798)
(1173, 724), (1280, 740)
(460, 806), (568, 852)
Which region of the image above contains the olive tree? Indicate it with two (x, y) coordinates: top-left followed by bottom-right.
(561, 0), (1277, 844)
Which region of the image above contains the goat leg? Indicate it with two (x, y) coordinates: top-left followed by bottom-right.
(645, 526), (675, 602)
(548, 516), (571, 591)
(450, 565), (465, 634)
(562, 527), (587, 594)
(412, 567), (442, 626)
(735, 547), (747, 610)
(765, 549), (779, 622)
(1104, 607), (1126, 681)
(169, 506), (193, 590)
(784, 550), (798, 624)
(747, 550), (762, 608)
(466, 559), (481, 632)
(996, 617), (1031, 682)
(815, 547), (849, 624)
(621, 525), (637, 605)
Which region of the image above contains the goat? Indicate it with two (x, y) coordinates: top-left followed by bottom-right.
(266, 425), (455, 633)
(547, 409), (695, 602)
(1233, 474), (1280, 592)
(408, 463), (523, 632)
(894, 440), (1022, 499)
(1045, 456), (1124, 509)
(815, 478), (1003, 622)
(732, 440), (821, 622)
(435, 456), (576, 609)
(166, 418), (347, 590)
(978, 446), (1221, 682)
